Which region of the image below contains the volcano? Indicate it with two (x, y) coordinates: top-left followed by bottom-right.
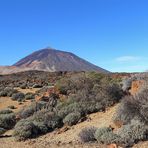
(0, 48), (109, 74)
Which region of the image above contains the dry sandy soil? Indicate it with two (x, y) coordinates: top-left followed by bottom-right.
(0, 88), (39, 113)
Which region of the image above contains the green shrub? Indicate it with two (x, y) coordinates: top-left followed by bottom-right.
(0, 113), (16, 129)
(113, 95), (139, 125)
(96, 131), (119, 145)
(94, 127), (112, 140)
(63, 112), (81, 126)
(80, 101), (105, 114)
(78, 126), (97, 143)
(14, 109), (63, 141)
(45, 113), (62, 129)
(32, 110), (62, 130)
(25, 92), (35, 100)
(94, 127), (119, 144)
(13, 119), (38, 141)
(57, 102), (82, 118)
(116, 120), (148, 147)
(0, 109), (13, 114)
(18, 101), (47, 119)
(0, 127), (6, 135)
(20, 84), (27, 89)
(114, 88), (148, 124)
(7, 89), (18, 97)
(14, 109), (63, 140)
(12, 92), (25, 102)
(56, 72), (124, 119)
(0, 87), (18, 97)
(33, 121), (48, 134)
(0, 91), (7, 97)
(56, 78), (71, 95)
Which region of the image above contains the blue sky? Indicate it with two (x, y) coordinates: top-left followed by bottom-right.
(0, 0), (148, 72)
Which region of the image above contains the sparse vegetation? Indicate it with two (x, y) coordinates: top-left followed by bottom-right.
(78, 126), (97, 143)
(0, 72), (135, 144)
(14, 109), (62, 140)
(116, 120), (148, 147)
(25, 92), (35, 100)
(0, 109), (16, 130)
(0, 109), (13, 114)
(13, 119), (38, 141)
(0, 87), (18, 97)
(112, 73), (148, 146)
(63, 112), (81, 126)
(56, 72), (124, 118)
(18, 101), (47, 119)
(20, 83), (27, 89)
(11, 92), (25, 102)
(122, 77), (133, 91)
(114, 87), (148, 125)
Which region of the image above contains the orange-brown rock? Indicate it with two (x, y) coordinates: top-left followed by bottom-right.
(130, 80), (144, 95)
(113, 120), (123, 128)
(107, 144), (117, 148)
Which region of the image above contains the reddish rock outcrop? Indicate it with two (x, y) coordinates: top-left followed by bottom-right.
(130, 80), (144, 95)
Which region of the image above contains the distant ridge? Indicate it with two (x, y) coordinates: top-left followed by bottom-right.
(0, 48), (109, 74)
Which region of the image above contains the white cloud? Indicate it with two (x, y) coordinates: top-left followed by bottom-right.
(111, 65), (148, 72)
(116, 56), (141, 62)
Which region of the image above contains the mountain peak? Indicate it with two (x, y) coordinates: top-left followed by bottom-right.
(12, 48), (109, 73)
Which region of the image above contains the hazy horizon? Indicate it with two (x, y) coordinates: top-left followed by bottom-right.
(0, 0), (148, 72)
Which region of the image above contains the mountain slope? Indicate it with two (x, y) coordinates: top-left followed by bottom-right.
(13, 48), (109, 73)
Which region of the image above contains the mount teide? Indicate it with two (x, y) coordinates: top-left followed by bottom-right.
(0, 48), (109, 74)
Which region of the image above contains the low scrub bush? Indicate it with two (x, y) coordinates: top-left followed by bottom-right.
(56, 72), (124, 117)
(0, 109), (13, 114)
(0, 127), (6, 135)
(78, 126), (97, 143)
(94, 127), (120, 145)
(45, 113), (62, 129)
(116, 120), (148, 147)
(14, 109), (62, 141)
(18, 101), (47, 119)
(0, 91), (7, 97)
(0, 87), (18, 97)
(32, 109), (62, 130)
(122, 77), (133, 91)
(13, 119), (38, 141)
(12, 92), (25, 102)
(114, 95), (139, 125)
(57, 102), (83, 119)
(25, 92), (35, 100)
(63, 112), (81, 126)
(95, 127), (111, 141)
(20, 84), (27, 89)
(0, 112), (16, 129)
(33, 121), (48, 134)
(114, 88), (148, 124)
